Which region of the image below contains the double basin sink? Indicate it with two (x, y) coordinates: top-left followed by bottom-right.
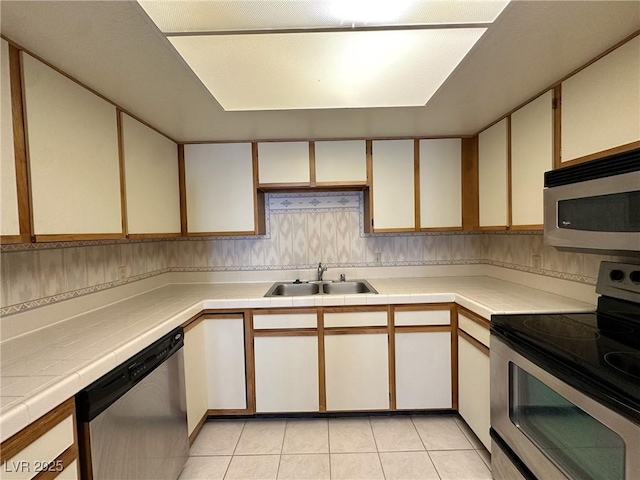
(265, 280), (377, 297)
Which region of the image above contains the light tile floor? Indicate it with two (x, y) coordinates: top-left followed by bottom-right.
(179, 415), (491, 480)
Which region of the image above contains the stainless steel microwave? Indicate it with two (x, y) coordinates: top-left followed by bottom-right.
(543, 149), (640, 254)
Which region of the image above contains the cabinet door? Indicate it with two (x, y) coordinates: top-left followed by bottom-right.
(314, 140), (366, 184)
(419, 138), (462, 229)
(478, 118), (508, 228)
(561, 36), (640, 163)
(1, 399), (76, 480)
(371, 139), (415, 231)
(257, 141), (310, 185)
(184, 143), (256, 234)
(183, 321), (208, 436)
(325, 333), (389, 411)
(121, 113), (180, 235)
(22, 53), (123, 239)
(396, 331), (452, 409)
(204, 317), (247, 410)
(254, 336), (319, 413)
(458, 335), (490, 450)
(511, 91), (553, 227)
(1, 39), (20, 239)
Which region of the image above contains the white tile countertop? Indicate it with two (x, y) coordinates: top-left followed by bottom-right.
(0, 276), (594, 442)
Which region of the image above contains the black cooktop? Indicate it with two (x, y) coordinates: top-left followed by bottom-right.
(492, 295), (640, 424)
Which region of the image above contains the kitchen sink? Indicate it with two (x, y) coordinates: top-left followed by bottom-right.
(264, 280), (377, 297)
(322, 281), (376, 295)
(267, 282), (320, 296)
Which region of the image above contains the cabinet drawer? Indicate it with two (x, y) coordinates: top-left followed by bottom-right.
(395, 309), (450, 326)
(324, 311), (387, 328)
(2, 415), (74, 480)
(458, 313), (490, 348)
(253, 313), (317, 329)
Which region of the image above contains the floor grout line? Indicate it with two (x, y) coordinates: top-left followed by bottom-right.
(186, 415), (492, 480)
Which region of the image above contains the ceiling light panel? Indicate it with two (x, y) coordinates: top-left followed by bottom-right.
(138, 0), (511, 33)
(168, 28), (486, 111)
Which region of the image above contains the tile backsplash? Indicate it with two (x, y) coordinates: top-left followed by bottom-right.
(2, 192), (637, 316)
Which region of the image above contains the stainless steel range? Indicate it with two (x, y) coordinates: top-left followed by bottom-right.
(490, 262), (640, 480)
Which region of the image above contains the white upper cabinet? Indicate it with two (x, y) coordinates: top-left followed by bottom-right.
(561, 36), (640, 163)
(314, 140), (367, 184)
(121, 113), (180, 235)
(478, 118), (508, 228)
(419, 138), (462, 229)
(22, 53), (123, 238)
(371, 139), (415, 231)
(1, 39), (20, 238)
(257, 141), (310, 184)
(511, 91), (553, 227)
(184, 143), (256, 234)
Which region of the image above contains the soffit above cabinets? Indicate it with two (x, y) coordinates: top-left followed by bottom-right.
(1, 1), (639, 141)
(137, 1), (510, 111)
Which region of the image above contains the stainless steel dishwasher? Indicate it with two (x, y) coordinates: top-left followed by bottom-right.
(76, 327), (188, 480)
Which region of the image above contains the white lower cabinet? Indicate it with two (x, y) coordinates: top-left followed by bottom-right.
(204, 316), (247, 410)
(1, 399), (77, 480)
(325, 333), (389, 411)
(254, 335), (319, 413)
(183, 321), (208, 435)
(395, 331), (452, 409)
(458, 334), (491, 451)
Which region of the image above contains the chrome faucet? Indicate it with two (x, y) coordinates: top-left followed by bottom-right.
(317, 262), (328, 281)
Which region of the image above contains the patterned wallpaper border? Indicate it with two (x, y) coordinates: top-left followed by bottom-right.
(0, 259), (597, 317)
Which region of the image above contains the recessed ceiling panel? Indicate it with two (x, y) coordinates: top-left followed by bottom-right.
(139, 0), (510, 33)
(169, 29), (486, 110)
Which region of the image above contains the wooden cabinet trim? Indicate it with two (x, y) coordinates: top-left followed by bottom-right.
(553, 85), (562, 169)
(8, 44), (32, 243)
(186, 230), (258, 237)
(253, 328), (317, 337)
(309, 141), (316, 187)
(388, 305), (397, 410)
(178, 144), (187, 236)
(34, 233), (126, 243)
(128, 232), (182, 239)
(364, 141), (373, 233)
(1, 397), (75, 463)
(419, 226), (464, 232)
(188, 412), (208, 447)
(244, 310), (256, 413)
(116, 110), (128, 237)
(32, 444), (77, 480)
(317, 307), (327, 412)
(457, 306), (490, 328)
(394, 325), (451, 333)
(413, 139), (420, 231)
(506, 116), (513, 228)
(450, 308), (459, 410)
(252, 143), (266, 235)
(458, 329), (490, 356)
(254, 308), (318, 316)
(324, 326), (388, 335)
(461, 136), (479, 231)
(323, 306), (388, 314)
